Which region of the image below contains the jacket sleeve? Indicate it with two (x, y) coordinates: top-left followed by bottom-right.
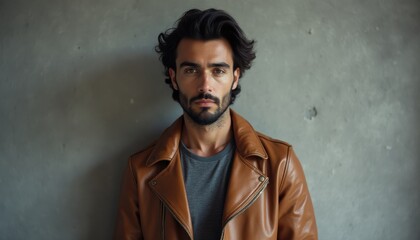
(114, 158), (143, 240)
(277, 147), (318, 240)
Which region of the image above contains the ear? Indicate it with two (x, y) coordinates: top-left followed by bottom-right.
(232, 68), (240, 90)
(169, 68), (178, 90)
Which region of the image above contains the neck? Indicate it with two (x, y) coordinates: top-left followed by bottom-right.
(182, 109), (233, 157)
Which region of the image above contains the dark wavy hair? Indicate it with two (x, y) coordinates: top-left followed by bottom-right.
(155, 8), (256, 104)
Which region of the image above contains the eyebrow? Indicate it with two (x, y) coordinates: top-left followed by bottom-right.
(179, 61), (200, 68)
(179, 61), (230, 68)
(209, 62), (230, 68)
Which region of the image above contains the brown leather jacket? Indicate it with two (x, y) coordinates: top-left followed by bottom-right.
(115, 110), (317, 240)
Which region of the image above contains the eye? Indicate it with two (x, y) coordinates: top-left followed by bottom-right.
(213, 68), (226, 75)
(184, 67), (197, 74)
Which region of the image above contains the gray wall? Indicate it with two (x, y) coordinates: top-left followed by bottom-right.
(1, 0), (419, 239)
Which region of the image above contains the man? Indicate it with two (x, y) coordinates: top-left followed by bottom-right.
(115, 8), (317, 240)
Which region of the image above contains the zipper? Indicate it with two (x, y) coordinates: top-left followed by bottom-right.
(159, 199), (193, 240)
(161, 201), (166, 240)
(219, 179), (269, 240)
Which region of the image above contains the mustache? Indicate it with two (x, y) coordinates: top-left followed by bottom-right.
(190, 93), (220, 104)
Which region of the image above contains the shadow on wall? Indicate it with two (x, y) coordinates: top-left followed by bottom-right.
(46, 52), (175, 239)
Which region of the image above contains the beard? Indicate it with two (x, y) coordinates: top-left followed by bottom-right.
(179, 91), (232, 125)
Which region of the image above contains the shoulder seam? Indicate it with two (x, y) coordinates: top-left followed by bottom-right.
(279, 145), (292, 192)
(127, 156), (138, 187)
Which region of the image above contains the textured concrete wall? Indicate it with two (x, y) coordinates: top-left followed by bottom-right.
(1, 0), (419, 239)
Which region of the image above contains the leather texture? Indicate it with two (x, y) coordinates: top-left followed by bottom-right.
(114, 110), (318, 240)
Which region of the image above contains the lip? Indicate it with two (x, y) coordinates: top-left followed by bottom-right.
(194, 99), (215, 106)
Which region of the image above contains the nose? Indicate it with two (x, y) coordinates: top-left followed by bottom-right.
(198, 70), (213, 93)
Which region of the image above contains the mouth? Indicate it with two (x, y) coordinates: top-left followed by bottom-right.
(194, 99), (215, 107)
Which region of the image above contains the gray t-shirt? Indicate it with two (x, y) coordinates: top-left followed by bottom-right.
(180, 140), (234, 240)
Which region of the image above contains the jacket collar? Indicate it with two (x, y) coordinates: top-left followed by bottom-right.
(146, 109), (268, 166)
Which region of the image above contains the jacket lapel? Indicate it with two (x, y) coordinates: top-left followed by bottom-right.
(222, 110), (269, 225)
(146, 117), (193, 238)
(149, 152), (193, 238)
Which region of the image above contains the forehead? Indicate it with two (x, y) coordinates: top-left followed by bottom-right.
(175, 38), (234, 66)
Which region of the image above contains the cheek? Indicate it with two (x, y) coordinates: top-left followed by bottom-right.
(177, 85), (193, 98)
(179, 90), (190, 107)
(176, 77), (194, 92)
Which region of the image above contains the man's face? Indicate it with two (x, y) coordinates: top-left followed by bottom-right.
(169, 38), (240, 125)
